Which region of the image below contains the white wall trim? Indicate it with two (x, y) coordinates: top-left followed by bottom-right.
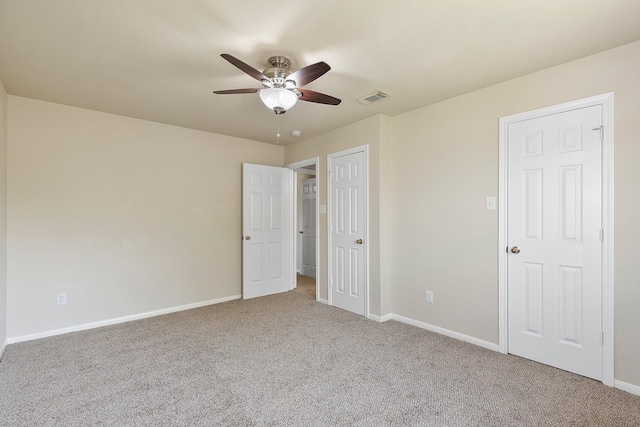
(7, 295), (241, 345)
(615, 380), (640, 397)
(296, 167), (316, 176)
(380, 313), (393, 322)
(498, 93), (615, 386)
(369, 313), (393, 323)
(0, 340), (7, 359)
(317, 298), (328, 305)
(391, 314), (500, 352)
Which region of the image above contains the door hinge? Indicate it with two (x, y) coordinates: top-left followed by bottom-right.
(592, 125), (604, 142)
(600, 228), (604, 242)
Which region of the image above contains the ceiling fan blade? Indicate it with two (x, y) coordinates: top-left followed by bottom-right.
(297, 89), (341, 105)
(287, 62), (330, 87)
(220, 54), (269, 82)
(213, 88), (260, 94)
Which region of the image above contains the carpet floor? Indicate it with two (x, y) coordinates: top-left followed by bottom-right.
(1, 275), (639, 426)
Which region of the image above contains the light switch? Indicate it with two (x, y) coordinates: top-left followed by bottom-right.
(319, 204), (327, 214)
(486, 196), (496, 211)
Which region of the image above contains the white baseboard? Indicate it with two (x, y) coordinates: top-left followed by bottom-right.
(380, 313), (393, 322)
(7, 295), (241, 345)
(5, 300), (639, 395)
(390, 313), (500, 352)
(368, 313), (393, 323)
(384, 315), (638, 394)
(615, 380), (640, 396)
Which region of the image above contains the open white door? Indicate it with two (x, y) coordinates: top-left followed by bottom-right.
(242, 163), (292, 299)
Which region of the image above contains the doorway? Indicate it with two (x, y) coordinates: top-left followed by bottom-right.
(498, 93), (614, 386)
(286, 157), (320, 301)
(300, 176), (317, 278)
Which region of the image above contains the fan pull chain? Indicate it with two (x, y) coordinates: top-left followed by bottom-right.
(276, 113), (281, 144)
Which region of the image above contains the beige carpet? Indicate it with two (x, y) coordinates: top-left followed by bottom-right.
(1, 275), (639, 426)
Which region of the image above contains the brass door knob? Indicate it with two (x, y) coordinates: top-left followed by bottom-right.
(245, 236), (251, 240)
(356, 239), (363, 244)
(510, 246), (520, 254)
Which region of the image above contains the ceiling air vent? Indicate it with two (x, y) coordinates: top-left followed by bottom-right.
(358, 90), (391, 105)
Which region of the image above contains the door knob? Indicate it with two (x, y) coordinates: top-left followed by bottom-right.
(245, 236), (251, 240)
(356, 239), (363, 244)
(510, 246), (520, 254)
(299, 231), (304, 234)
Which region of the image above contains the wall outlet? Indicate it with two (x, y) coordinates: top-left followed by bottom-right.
(425, 290), (434, 304)
(56, 292), (67, 305)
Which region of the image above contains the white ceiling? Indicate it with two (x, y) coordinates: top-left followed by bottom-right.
(1, 1), (639, 145)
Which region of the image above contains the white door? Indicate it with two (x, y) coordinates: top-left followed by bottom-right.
(329, 150), (367, 316)
(242, 163), (292, 299)
(507, 105), (602, 380)
(301, 177), (317, 278)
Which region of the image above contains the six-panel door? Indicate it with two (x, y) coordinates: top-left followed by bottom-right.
(507, 105), (603, 380)
(330, 151), (366, 316)
(242, 164), (292, 299)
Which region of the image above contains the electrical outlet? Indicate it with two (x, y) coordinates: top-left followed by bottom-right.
(56, 292), (67, 305)
(425, 290), (434, 304)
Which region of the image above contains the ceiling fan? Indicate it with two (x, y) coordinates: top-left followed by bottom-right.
(213, 54), (341, 114)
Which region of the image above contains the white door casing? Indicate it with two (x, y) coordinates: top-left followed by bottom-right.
(301, 177), (317, 278)
(242, 163), (292, 299)
(328, 147), (368, 317)
(498, 93), (614, 386)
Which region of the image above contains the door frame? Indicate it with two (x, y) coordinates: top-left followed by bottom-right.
(299, 176), (317, 278)
(285, 157), (320, 301)
(327, 145), (370, 318)
(498, 93), (614, 386)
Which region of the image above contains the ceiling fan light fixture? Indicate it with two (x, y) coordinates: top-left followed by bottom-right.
(259, 88), (299, 114)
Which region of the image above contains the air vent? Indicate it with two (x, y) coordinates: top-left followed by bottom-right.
(358, 90), (391, 105)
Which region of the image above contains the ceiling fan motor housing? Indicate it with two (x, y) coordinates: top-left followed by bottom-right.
(263, 56), (294, 88)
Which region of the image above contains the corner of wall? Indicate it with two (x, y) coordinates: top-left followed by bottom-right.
(0, 80), (8, 357)
(378, 114), (393, 317)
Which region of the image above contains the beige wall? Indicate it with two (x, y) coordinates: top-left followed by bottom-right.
(7, 96), (283, 338)
(3, 40), (639, 388)
(387, 41), (640, 386)
(284, 115), (385, 315)
(0, 81), (7, 351)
